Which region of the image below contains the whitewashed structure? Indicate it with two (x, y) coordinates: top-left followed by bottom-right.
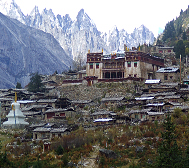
(3, 94), (29, 129)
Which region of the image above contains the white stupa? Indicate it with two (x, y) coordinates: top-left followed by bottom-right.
(3, 93), (29, 129)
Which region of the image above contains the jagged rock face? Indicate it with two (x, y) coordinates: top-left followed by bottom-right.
(0, 12), (72, 88)
(0, 0), (154, 62)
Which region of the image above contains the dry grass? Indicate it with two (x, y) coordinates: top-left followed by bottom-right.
(0, 133), (13, 150)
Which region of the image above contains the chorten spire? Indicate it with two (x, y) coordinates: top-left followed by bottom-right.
(15, 92), (17, 102)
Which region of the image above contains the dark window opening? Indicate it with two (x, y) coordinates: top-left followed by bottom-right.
(128, 62), (131, 67)
(111, 72), (116, 78)
(134, 62), (137, 67)
(105, 72), (110, 78)
(164, 75), (168, 80)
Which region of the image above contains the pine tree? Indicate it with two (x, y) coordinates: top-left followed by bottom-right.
(154, 114), (183, 168)
(16, 82), (22, 89)
(27, 72), (44, 93)
(174, 40), (186, 58)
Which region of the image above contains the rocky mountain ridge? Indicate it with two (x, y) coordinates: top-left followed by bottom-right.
(0, 12), (72, 88)
(0, 0), (155, 62)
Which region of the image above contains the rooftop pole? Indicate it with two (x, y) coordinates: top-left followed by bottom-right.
(180, 54), (181, 84)
(0, 102), (1, 127)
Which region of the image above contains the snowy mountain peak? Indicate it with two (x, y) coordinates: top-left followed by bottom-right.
(30, 6), (40, 16)
(0, 0), (25, 23)
(0, 1), (155, 63)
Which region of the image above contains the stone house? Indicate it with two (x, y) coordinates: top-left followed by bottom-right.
(100, 97), (126, 109)
(37, 98), (70, 109)
(156, 67), (180, 82)
(144, 79), (161, 89)
(127, 109), (164, 122)
(32, 123), (59, 140)
(50, 128), (70, 139)
(135, 96), (154, 105)
(90, 111), (116, 120)
(148, 85), (177, 93)
(77, 70), (86, 79)
(93, 118), (115, 126)
(0, 97), (13, 116)
(44, 107), (75, 121)
(70, 100), (92, 110)
(33, 127), (69, 140)
(37, 99), (57, 108)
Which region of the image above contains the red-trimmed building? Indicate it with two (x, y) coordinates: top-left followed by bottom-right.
(86, 49), (164, 80)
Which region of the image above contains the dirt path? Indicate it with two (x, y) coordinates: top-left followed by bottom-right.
(78, 144), (100, 168)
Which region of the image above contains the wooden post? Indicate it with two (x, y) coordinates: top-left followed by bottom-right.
(180, 54), (181, 84)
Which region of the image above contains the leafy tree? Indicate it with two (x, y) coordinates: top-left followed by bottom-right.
(174, 40), (186, 58)
(16, 82), (22, 89)
(27, 72), (44, 93)
(154, 114), (183, 168)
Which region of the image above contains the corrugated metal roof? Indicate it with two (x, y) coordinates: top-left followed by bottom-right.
(93, 118), (113, 122)
(135, 97), (154, 101)
(156, 67), (179, 73)
(145, 79), (161, 84)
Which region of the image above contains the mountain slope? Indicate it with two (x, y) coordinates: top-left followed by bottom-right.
(0, 12), (72, 88)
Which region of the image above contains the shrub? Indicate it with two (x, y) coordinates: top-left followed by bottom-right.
(56, 145), (64, 155)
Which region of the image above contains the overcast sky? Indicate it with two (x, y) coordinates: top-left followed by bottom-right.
(15, 0), (189, 37)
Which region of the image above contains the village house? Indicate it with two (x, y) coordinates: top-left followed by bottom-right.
(127, 109), (164, 122)
(144, 79), (161, 89)
(32, 123), (58, 140)
(32, 123), (70, 140)
(93, 118), (115, 126)
(100, 97), (126, 109)
(156, 67), (180, 82)
(36, 98), (70, 109)
(77, 70), (86, 79)
(86, 48), (164, 81)
(50, 128), (70, 139)
(150, 45), (174, 55)
(90, 111), (116, 120)
(70, 100), (92, 110)
(0, 97), (13, 116)
(44, 107), (75, 121)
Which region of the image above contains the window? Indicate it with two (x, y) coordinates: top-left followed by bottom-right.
(134, 62), (137, 67)
(164, 75), (168, 80)
(134, 74), (137, 77)
(129, 74), (132, 77)
(90, 63), (93, 69)
(128, 62), (131, 67)
(96, 63), (99, 69)
(170, 76), (173, 79)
